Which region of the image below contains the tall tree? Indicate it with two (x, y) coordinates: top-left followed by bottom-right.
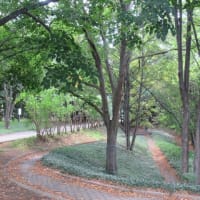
(0, 0), (175, 174)
(174, 0), (193, 173)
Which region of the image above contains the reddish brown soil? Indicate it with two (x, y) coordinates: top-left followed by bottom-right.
(147, 136), (180, 183)
(0, 133), (98, 200)
(0, 149), (52, 200)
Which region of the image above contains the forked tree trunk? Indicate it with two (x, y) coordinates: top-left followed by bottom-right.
(174, 1), (192, 173)
(83, 1), (131, 175)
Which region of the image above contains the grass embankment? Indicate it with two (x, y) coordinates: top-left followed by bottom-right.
(42, 133), (165, 188)
(10, 128), (105, 150)
(10, 128), (200, 192)
(42, 130), (200, 192)
(0, 119), (34, 134)
(152, 131), (195, 184)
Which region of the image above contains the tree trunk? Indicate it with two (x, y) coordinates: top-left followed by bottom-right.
(4, 83), (14, 129)
(174, 1), (192, 173)
(106, 122), (118, 174)
(130, 57), (144, 151)
(124, 65), (130, 150)
(83, 1), (131, 175)
(195, 100), (200, 184)
(181, 104), (189, 172)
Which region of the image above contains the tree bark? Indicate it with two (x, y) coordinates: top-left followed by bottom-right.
(130, 59), (144, 151)
(83, 0), (131, 175)
(124, 64), (130, 150)
(195, 100), (200, 184)
(106, 121), (118, 174)
(181, 103), (190, 172)
(174, 0), (192, 173)
(4, 83), (14, 129)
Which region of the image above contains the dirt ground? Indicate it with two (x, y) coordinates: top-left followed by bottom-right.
(0, 132), (200, 200)
(0, 149), (52, 200)
(147, 136), (180, 183)
(0, 133), (97, 200)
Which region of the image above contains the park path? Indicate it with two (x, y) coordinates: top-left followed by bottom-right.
(0, 125), (73, 143)
(7, 151), (200, 200)
(0, 130), (36, 143)
(147, 136), (180, 183)
(1, 130), (200, 200)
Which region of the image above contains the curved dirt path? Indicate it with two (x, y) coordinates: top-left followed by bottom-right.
(4, 150), (200, 200)
(147, 136), (180, 183)
(1, 132), (200, 200)
(0, 149), (52, 200)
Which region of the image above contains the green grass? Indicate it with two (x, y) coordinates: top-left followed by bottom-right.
(9, 128), (105, 150)
(0, 119), (34, 134)
(152, 132), (195, 184)
(84, 128), (105, 140)
(11, 136), (37, 150)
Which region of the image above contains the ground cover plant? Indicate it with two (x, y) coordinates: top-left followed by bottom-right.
(42, 134), (165, 188)
(0, 119), (34, 134)
(42, 130), (200, 193)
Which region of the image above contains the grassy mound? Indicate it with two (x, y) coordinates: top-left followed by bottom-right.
(42, 135), (165, 188)
(42, 131), (200, 192)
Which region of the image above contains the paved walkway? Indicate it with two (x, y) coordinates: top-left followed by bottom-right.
(0, 130), (37, 143)
(0, 124), (82, 143)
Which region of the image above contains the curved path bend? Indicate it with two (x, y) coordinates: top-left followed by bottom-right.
(4, 151), (200, 200)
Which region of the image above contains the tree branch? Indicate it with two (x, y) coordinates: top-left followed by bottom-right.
(68, 90), (103, 117)
(83, 28), (110, 124)
(131, 48), (179, 62)
(82, 81), (100, 91)
(191, 16), (200, 56)
(0, 45), (43, 63)
(100, 29), (115, 93)
(141, 83), (181, 128)
(24, 11), (51, 34)
(0, 0), (58, 26)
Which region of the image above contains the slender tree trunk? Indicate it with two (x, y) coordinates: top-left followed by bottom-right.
(182, 103), (190, 172)
(195, 100), (200, 184)
(4, 83), (14, 129)
(174, 1), (192, 173)
(190, 131), (195, 149)
(130, 56), (144, 150)
(124, 65), (130, 150)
